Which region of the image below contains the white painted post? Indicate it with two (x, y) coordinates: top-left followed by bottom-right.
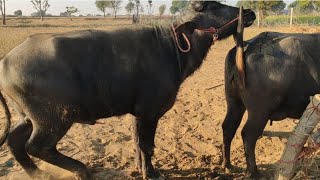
(275, 95), (320, 180)
(290, 8), (293, 27)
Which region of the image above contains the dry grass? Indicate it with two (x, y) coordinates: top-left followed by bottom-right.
(0, 17), (134, 57)
(1, 17), (319, 57)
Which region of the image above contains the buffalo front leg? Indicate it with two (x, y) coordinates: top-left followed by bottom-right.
(135, 117), (163, 179)
(222, 99), (246, 173)
(241, 112), (268, 179)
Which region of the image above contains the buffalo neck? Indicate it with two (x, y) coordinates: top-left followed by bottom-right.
(175, 32), (214, 82)
(147, 24), (214, 84)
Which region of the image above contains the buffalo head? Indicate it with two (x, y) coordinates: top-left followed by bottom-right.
(176, 1), (256, 40)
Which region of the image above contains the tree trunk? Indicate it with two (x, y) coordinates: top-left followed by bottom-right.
(103, 11), (106, 18)
(39, 1), (43, 21)
(2, 0), (6, 25)
(136, 4), (139, 18)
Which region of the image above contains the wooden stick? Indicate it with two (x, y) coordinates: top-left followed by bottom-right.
(205, 83), (224, 90)
(275, 94), (320, 180)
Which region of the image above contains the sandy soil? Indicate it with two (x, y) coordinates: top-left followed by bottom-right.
(0, 27), (319, 180)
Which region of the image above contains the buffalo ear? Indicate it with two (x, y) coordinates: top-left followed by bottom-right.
(175, 21), (197, 35)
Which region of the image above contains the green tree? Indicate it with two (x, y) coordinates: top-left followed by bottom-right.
(147, 0), (152, 15)
(159, 4), (166, 17)
(60, 12), (68, 16)
(270, 1), (286, 14)
(66, 6), (78, 21)
(134, 1), (143, 18)
(0, 0), (6, 25)
(95, 0), (110, 18)
(169, 6), (179, 15)
(110, 0), (122, 19)
(31, 11), (45, 17)
(236, 0), (286, 26)
(31, 0), (50, 21)
(289, 0), (320, 14)
(170, 0), (188, 15)
(125, 0), (134, 17)
(14, 10), (23, 16)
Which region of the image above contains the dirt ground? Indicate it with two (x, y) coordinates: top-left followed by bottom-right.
(0, 23), (319, 179)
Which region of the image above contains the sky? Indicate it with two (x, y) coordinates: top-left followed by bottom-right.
(5, 0), (295, 16)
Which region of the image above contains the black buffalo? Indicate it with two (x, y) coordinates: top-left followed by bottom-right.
(0, 1), (255, 179)
(222, 32), (320, 178)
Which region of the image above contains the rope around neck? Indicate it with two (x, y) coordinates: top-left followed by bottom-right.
(171, 24), (191, 53)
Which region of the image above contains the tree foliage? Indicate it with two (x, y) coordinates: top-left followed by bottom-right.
(147, 0), (152, 15)
(110, 0), (122, 19)
(170, 0), (188, 15)
(95, 0), (110, 17)
(237, 0), (286, 14)
(14, 10), (23, 16)
(134, 0), (143, 15)
(66, 6), (78, 20)
(31, 0), (50, 21)
(125, 0), (135, 16)
(289, 0), (320, 14)
(236, 0), (286, 26)
(159, 4), (166, 17)
(31, 11), (45, 17)
(169, 6), (179, 15)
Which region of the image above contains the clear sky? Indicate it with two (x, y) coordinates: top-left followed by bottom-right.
(5, 0), (294, 16)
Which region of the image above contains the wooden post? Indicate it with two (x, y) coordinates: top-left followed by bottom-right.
(290, 8), (293, 27)
(275, 95), (320, 180)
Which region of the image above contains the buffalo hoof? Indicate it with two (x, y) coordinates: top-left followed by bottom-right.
(145, 170), (166, 180)
(223, 164), (235, 174)
(244, 170), (262, 180)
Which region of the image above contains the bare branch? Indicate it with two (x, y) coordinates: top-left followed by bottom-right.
(42, 0), (50, 12)
(31, 0), (41, 12)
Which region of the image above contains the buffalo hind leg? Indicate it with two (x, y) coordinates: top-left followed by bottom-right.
(135, 117), (163, 179)
(132, 118), (142, 172)
(222, 98), (246, 173)
(7, 119), (51, 178)
(26, 122), (91, 180)
(241, 112), (268, 179)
